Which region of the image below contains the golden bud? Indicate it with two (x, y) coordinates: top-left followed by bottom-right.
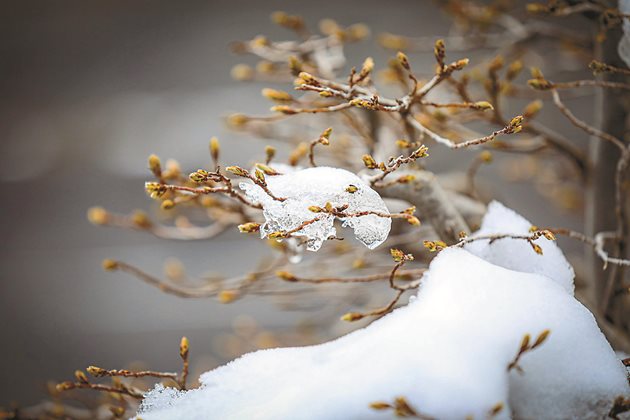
(506, 60), (523, 81)
(210, 137), (220, 163)
(87, 207), (109, 225)
(225, 166), (248, 177)
(341, 312), (364, 322)
(230, 64), (254, 81)
(161, 199), (175, 210)
(522, 100), (543, 119)
(226, 113), (249, 127)
(390, 248), (405, 262)
(148, 154), (162, 176)
(345, 185), (358, 193)
(74, 370), (89, 384)
(473, 101), (494, 111)
(362, 154), (378, 169)
(179, 336), (190, 359)
(264, 146), (276, 163)
(407, 216), (421, 226)
(87, 365), (106, 376)
(479, 150), (493, 163)
(255, 163), (280, 176)
(396, 51), (410, 70)
(308, 206), (324, 213)
(276, 271), (297, 282)
(218, 290), (239, 304)
(527, 79), (553, 90)
(238, 222), (261, 233)
(262, 88), (293, 102)
(102, 259), (119, 271)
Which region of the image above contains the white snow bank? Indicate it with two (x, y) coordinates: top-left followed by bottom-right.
(464, 201), (575, 294)
(240, 167), (391, 251)
(136, 205), (629, 420)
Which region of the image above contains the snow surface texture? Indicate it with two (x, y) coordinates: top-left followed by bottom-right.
(137, 203), (629, 420)
(240, 167), (391, 252)
(464, 201), (575, 295)
(620, 0), (630, 66)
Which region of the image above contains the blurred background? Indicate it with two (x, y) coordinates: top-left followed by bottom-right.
(0, 0), (591, 407)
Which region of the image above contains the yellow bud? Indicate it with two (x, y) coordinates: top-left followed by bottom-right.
(264, 146), (276, 163)
(256, 163), (280, 176)
(288, 55), (303, 76)
(522, 100), (543, 119)
(87, 207), (109, 225)
(506, 60), (523, 81)
(102, 259), (118, 271)
(473, 101), (494, 111)
(210, 137), (220, 163)
(390, 248), (405, 262)
(179, 336), (189, 359)
(347, 23), (370, 41)
(407, 216), (421, 226)
(346, 185), (358, 193)
(276, 271), (297, 282)
(341, 312), (364, 322)
(362, 154), (378, 169)
(527, 79), (553, 90)
(148, 154), (162, 176)
(396, 139), (412, 149)
(238, 222), (260, 233)
(226, 113), (249, 127)
(452, 58), (469, 70)
(479, 151), (493, 163)
(230, 64), (254, 81)
(226, 166), (248, 177)
(262, 88), (293, 102)
(271, 105), (297, 115)
(370, 402), (392, 410)
(308, 206), (324, 213)
(396, 51), (410, 70)
(377, 32), (409, 50)
(489, 55), (504, 72)
(161, 199), (175, 210)
(74, 370), (89, 384)
(542, 230), (556, 241)
(218, 290), (239, 304)
(531, 242), (544, 255)
(87, 365), (106, 376)
(256, 60), (275, 74)
(132, 210), (151, 228)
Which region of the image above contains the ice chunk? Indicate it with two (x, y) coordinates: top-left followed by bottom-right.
(463, 201), (575, 294)
(136, 249), (627, 419)
(240, 167), (391, 251)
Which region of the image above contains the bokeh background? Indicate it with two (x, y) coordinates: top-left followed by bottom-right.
(0, 0), (591, 406)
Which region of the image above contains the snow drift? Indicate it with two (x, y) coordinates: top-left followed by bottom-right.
(136, 202), (629, 419)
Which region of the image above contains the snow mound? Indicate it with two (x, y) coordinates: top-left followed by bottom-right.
(464, 201), (575, 294)
(240, 167), (391, 251)
(136, 206), (628, 420)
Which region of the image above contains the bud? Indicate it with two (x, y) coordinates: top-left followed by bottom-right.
(362, 154), (378, 169)
(256, 60), (275, 74)
(145, 182), (167, 199)
(345, 185), (358, 193)
(527, 79), (553, 90)
(390, 248), (405, 262)
(377, 32), (409, 50)
(526, 3), (549, 13)
(434, 39), (446, 67)
(297, 71), (317, 84)
(238, 222), (261, 233)
(179, 336), (189, 359)
(256, 163), (280, 176)
(347, 23), (370, 41)
(508, 115), (524, 133)
(532, 329), (551, 348)
(210, 137), (220, 163)
(102, 259), (119, 271)
(541, 230), (556, 241)
(132, 210), (151, 228)
(56, 382), (74, 392)
(288, 143), (308, 166)
(522, 100), (543, 119)
(396, 51), (410, 70)
(407, 216), (421, 226)
(252, 35), (269, 48)
(308, 206), (324, 213)
(506, 60), (523, 81)
(161, 199), (175, 210)
(530, 242), (544, 255)
(341, 312), (364, 322)
(452, 58), (469, 70)
(110, 406), (125, 418)
(218, 290), (239, 304)
(148, 154), (162, 177)
(271, 105), (298, 115)
(189, 169), (209, 183)
(255, 169), (266, 184)
(396, 139), (412, 149)
(226, 113), (249, 127)
(276, 271), (297, 282)
(74, 370), (89, 384)
(225, 166), (249, 177)
(488, 55), (504, 73)
(358, 57), (374, 79)
(396, 174), (416, 184)
(288, 55), (303, 76)
(264, 146), (276, 163)
(268, 231), (287, 239)
(479, 150), (493, 163)
(370, 402), (392, 410)
(230, 64), (254, 81)
(87, 365), (106, 376)
(87, 207), (109, 225)
(472, 101), (494, 111)
(411, 144), (429, 158)
(321, 127), (333, 140)
(529, 66), (545, 79)
(262, 88), (293, 102)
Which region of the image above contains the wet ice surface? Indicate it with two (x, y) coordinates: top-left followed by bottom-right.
(240, 166), (391, 252)
(136, 203), (629, 420)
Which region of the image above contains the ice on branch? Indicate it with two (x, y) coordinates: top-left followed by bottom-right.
(240, 166), (391, 251)
(136, 204), (629, 420)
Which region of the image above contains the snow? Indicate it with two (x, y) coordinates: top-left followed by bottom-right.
(240, 166), (391, 251)
(464, 201), (575, 294)
(136, 203), (629, 420)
